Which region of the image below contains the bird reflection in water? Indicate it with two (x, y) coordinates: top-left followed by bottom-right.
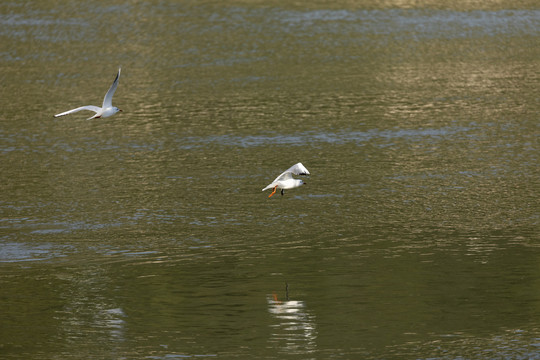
(267, 283), (317, 354)
(57, 266), (127, 349)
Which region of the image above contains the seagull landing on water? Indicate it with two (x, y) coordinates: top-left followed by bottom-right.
(262, 162), (310, 198)
(54, 67), (122, 120)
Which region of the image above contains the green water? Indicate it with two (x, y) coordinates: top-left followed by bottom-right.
(1, 1), (539, 358)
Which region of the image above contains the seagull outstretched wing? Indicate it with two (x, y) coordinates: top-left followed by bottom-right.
(273, 162), (310, 182)
(54, 105), (102, 118)
(102, 67), (121, 109)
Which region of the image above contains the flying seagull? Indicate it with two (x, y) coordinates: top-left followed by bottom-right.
(262, 162), (310, 198)
(54, 67), (122, 120)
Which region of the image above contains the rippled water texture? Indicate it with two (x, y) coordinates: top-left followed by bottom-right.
(1, 1), (539, 359)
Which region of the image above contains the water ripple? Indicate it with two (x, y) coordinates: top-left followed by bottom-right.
(176, 126), (471, 149)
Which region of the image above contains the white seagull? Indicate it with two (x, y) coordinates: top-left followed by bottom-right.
(262, 162), (310, 198)
(54, 67), (122, 120)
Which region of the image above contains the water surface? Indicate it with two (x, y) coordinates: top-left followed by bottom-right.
(1, 1), (539, 359)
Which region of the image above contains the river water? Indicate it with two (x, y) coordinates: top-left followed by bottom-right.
(1, 1), (539, 359)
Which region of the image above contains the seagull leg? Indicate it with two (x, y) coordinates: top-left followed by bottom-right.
(268, 185), (278, 198)
(281, 189), (284, 196)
